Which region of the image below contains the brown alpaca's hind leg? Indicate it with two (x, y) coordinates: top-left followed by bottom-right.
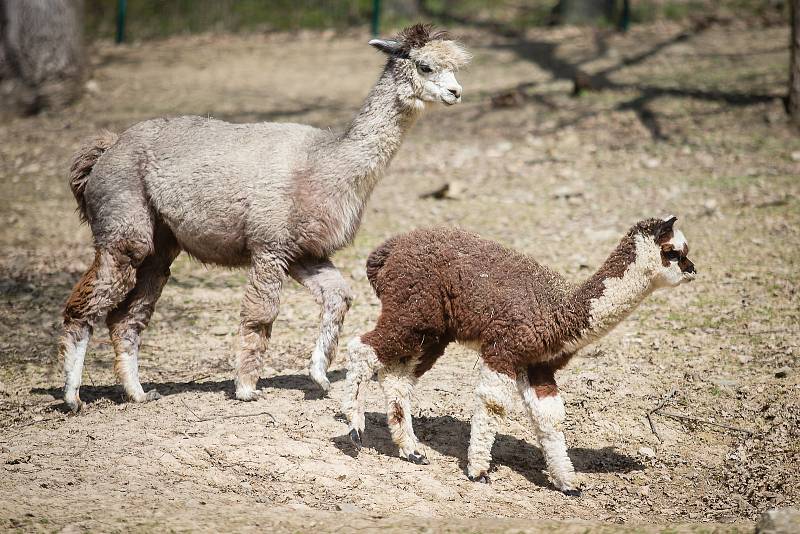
(234, 252), (285, 401)
(467, 359), (516, 483)
(107, 229), (179, 403)
(289, 258), (353, 393)
(60, 243), (147, 412)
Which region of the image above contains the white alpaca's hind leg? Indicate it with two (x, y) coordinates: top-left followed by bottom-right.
(62, 324), (91, 412)
(342, 336), (380, 448)
(516, 374), (578, 495)
(378, 358), (428, 464)
(466, 363), (515, 482)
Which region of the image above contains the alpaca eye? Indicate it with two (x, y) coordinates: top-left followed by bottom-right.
(418, 63), (432, 73)
(664, 250), (681, 261)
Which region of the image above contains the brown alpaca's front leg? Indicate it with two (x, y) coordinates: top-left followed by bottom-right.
(517, 364), (579, 496)
(289, 258), (353, 392)
(467, 361), (516, 483)
(234, 253), (285, 401)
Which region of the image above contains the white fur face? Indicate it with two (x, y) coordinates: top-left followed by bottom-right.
(369, 36), (470, 109)
(408, 41), (468, 106)
(652, 224), (696, 289)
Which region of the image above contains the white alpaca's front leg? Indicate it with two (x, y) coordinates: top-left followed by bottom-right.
(342, 336), (380, 448)
(466, 363), (516, 483)
(516, 374), (578, 495)
(289, 259), (353, 393)
(234, 253), (284, 401)
(378, 358), (428, 464)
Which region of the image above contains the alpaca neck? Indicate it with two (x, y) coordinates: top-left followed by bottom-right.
(336, 62), (421, 196)
(565, 236), (654, 350)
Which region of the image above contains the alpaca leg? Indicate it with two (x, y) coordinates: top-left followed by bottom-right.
(289, 259), (353, 392)
(516, 367), (578, 495)
(234, 253), (285, 401)
(342, 335), (381, 449)
(60, 244), (145, 412)
(466, 362), (516, 483)
(378, 358), (428, 464)
(106, 239), (179, 403)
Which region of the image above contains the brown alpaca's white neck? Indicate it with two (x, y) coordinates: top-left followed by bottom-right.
(562, 234), (656, 353)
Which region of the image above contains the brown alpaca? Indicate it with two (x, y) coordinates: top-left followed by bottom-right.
(342, 218), (695, 495)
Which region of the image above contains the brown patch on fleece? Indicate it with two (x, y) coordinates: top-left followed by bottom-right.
(389, 403), (404, 426)
(359, 221), (664, 379)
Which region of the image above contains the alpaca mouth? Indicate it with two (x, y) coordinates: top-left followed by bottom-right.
(683, 272), (696, 282)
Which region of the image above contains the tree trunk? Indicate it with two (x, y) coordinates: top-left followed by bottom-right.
(0, 0), (85, 116)
(789, 0), (800, 126)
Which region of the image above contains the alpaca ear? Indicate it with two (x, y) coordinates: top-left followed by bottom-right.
(369, 39), (405, 56)
(655, 215), (677, 242)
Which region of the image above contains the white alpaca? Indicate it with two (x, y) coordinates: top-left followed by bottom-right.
(58, 24), (470, 412)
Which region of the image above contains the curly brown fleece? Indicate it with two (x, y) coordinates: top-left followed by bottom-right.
(362, 220), (670, 381)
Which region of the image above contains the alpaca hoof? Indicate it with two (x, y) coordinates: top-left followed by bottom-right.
(349, 428), (363, 450)
(235, 386), (260, 402)
(468, 472), (490, 484)
(407, 451), (429, 465)
(562, 488), (581, 497)
(65, 397), (83, 414)
(309, 368), (331, 394)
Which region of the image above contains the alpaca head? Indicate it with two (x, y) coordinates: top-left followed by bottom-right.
(632, 216), (696, 289)
(369, 23), (470, 110)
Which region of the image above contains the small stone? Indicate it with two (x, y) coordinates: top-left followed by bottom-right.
(85, 79), (100, 94)
(791, 151), (800, 162)
(638, 446), (656, 459)
(774, 367), (791, 379)
(737, 353), (752, 365)
(209, 325), (230, 336)
(642, 157), (661, 169)
(637, 485), (650, 496)
(335, 503), (362, 513)
(702, 198), (718, 216)
(756, 507), (800, 534)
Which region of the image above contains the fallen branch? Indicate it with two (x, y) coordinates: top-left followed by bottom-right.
(646, 388), (677, 442)
(654, 410), (753, 436)
(646, 388), (753, 441)
(180, 398), (275, 424)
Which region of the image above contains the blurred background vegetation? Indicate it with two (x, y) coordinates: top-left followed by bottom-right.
(83, 0), (789, 41)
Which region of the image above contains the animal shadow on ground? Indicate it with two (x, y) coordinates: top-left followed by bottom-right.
(30, 369), (346, 410)
(333, 412), (643, 489)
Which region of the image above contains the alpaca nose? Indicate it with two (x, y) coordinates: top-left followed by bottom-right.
(448, 87), (462, 98)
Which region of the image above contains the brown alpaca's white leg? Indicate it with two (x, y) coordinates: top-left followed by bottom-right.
(466, 362), (516, 483)
(378, 358), (428, 464)
(289, 259), (353, 392)
(107, 244), (178, 403)
(234, 253), (285, 401)
(516, 371), (578, 496)
(342, 336), (380, 448)
(60, 246), (142, 412)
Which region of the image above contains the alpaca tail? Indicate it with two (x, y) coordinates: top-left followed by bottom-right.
(68, 130), (119, 224)
(365, 236), (399, 297)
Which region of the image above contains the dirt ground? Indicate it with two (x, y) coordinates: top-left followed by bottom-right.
(1, 19), (798, 533)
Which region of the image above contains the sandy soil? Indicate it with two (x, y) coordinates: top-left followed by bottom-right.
(1, 20), (798, 533)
